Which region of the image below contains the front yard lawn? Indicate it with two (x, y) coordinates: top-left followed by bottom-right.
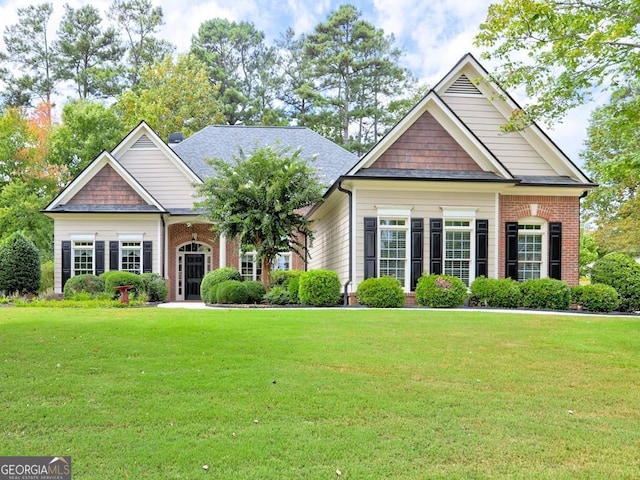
(1, 308), (639, 479)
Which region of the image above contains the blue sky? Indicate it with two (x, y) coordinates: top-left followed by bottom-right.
(0, 0), (595, 164)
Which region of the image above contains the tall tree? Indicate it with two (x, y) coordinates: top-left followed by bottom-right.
(302, 4), (411, 152)
(47, 99), (126, 178)
(581, 85), (640, 255)
(190, 19), (282, 125)
(108, 0), (175, 87)
(474, 0), (640, 129)
(116, 54), (225, 140)
(1, 3), (56, 110)
(196, 145), (324, 288)
(54, 4), (124, 99)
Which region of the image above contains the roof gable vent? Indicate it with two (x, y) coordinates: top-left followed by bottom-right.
(131, 134), (157, 149)
(445, 75), (482, 95)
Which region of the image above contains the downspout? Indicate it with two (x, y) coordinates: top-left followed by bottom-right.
(337, 180), (353, 306)
(160, 214), (166, 278)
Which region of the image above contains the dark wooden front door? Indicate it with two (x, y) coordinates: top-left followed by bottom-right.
(185, 254), (205, 300)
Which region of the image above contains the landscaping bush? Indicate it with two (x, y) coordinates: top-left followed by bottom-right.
(244, 280), (266, 304)
(298, 269), (342, 306)
(216, 280), (249, 304)
(140, 273), (168, 302)
(470, 276), (522, 309)
(356, 276), (405, 308)
(575, 283), (620, 313)
(200, 267), (242, 304)
(415, 274), (467, 308)
(270, 270), (303, 303)
(520, 278), (570, 310)
(263, 286), (291, 305)
(101, 271), (145, 299)
(63, 274), (105, 299)
(40, 260), (54, 293)
(591, 253), (640, 312)
(0, 232), (41, 295)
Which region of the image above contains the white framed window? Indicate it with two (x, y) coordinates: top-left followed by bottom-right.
(240, 252), (291, 281)
(378, 218), (410, 290)
(444, 219), (473, 286)
(73, 241), (94, 276)
(518, 218), (547, 281)
(120, 241), (142, 274)
(274, 252), (292, 271)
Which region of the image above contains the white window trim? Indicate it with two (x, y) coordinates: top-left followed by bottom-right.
(72, 240), (95, 277)
(517, 216), (548, 281)
(443, 218), (475, 286)
(377, 216), (411, 291)
(240, 251), (292, 282)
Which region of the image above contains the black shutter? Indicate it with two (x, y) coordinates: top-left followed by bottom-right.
(410, 218), (424, 290)
(549, 222), (562, 280)
(143, 241), (152, 273)
(95, 241), (105, 275)
(62, 241), (71, 288)
(364, 217), (377, 279)
(505, 222), (518, 280)
(109, 241), (119, 271)
(475, 219), (489, 278)
(430, 218), (443, 275)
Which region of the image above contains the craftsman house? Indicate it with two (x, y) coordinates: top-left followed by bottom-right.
(43, 53), (595, 302)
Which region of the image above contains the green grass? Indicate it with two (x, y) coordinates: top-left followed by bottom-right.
(1, 308), (639, 479)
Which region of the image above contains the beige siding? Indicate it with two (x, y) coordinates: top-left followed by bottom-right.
(308, 194), (350, 287)
(53, 215), (161, 293)
(117, 150), (198, 208)
(353, 188), (496, 288)
(442, 95), (557, 176)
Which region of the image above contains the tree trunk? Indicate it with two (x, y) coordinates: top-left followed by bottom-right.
(261, 256), (272, 291)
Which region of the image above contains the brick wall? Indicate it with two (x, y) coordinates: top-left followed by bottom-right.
(498, 195), (580, 286)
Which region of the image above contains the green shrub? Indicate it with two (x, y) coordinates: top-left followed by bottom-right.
(263, 286), (291, 305)
(356, 276), (405, 308)
(0, 232), (41, 295)
(591, 253), (640, 312)
(570, 285), (585, 306)
(200, 267), (242, 304)
(216, 280), (248, 304)
(140, 273), (168, 302)
(63, 274), (105, 299)
(298, 269), (342, 307)
(40, 260), (54, 293)
(520, 278), (570, 310)
(101, 271), (145, 299)
(270, 270), (303, 303)
(415, 274), (467, 308)
(575, 283), (620, 313)
(244, 280), (266, 304)
(470, 276), (522, 309)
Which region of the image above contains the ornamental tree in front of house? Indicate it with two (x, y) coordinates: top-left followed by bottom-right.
(196, 144), (324, 288)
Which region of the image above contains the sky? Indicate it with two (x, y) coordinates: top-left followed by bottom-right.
(0, 0), (598, 165)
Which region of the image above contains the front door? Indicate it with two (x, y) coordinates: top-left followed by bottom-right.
(185, 254), (205, 300)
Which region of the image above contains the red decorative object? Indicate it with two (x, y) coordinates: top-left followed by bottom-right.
(115, 285), (134, 303)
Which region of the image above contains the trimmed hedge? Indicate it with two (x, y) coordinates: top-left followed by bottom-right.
(201, 267), (242, 304)
(470, 276), (522, 309)
(356, 276), (405, 308)
(520, 278), (570, 310)
(263, 286), (291, 305)
(244, 280), (266, 304)
(63, 274), (105, 299)
(298, 269), (342, 307)
(216, 280), (248, 304)
(415, 274), (466, 308)
(101, 271), (145, 299)
(0, 232), (41, 295)
(591, 253), (640, 312)
(573, 283), (620, 313)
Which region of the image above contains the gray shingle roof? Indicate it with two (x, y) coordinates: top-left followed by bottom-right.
(353, 168), (513, 182)
(172, 125), (360, 188)
(47, 204), (164, 213)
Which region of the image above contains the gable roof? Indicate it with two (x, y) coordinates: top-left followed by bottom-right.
(43, 150), (165, 214)
(172, 125), (360, 187)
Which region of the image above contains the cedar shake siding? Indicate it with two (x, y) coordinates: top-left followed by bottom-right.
(369, 111), (482, 172)
(67, 164), (147, 206)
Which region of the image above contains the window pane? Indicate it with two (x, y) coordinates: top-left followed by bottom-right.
(379, 227), (406, 284)
(121, 242), (141, 273)
(518, 233), (542, 281)
(444, 230), (471, 286)
(73, 241), (94, 276)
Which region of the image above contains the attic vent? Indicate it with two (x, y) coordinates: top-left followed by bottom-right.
(131, 134), (157, 149)
(445, 75), (482, 95)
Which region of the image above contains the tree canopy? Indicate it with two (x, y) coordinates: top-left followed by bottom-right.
(474, 0), (640, 129)
(196, 145), (324, 288)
